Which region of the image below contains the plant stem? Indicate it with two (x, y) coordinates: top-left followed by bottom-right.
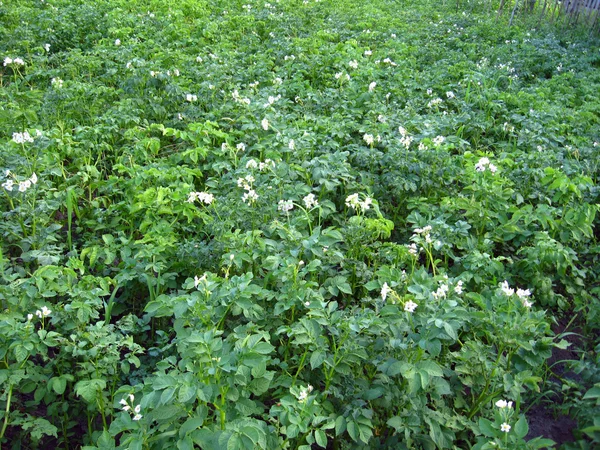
(0, 384), (13, 441)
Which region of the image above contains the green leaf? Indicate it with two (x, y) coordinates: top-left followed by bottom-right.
(310, 350), (326, 369)
(514, 415), (529, 439)
(581, 425), (600, 435)
(75, 379), (106, 403)
(13, 345), (29, 363)
(180, 417), (205, 437)
(178, 384), (196, 403)
(24, 417), (58, 441)
(249, 376), (272, 395)
(315, 429), (327, 448)
(418, 370), (429, 389)
(335, 416), (346, 436)
(151, 405), (182, 421)
(478, 418), (496, 438)
(364, 280), (380, 291)
(97, 430), (116, 450)
(347, 421), (358, 441)
(387, 416), (403, 431)
(553, 339), (570, 350)
(583, 385), (600, 400)
(127, 438), (143, 450)
(52, 376), (67, 395)
(527, 437), (557, 449)
(253, 342), (274, 355)
(177, 436), (194, 450)
(443, 322), (457, 340)
(417, 360), (443, 377)
(364, 386), (384, 400)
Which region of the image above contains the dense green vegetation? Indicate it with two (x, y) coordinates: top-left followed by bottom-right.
(1, 0), (600, 448)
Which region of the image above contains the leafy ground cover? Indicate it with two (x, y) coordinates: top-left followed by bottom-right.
(1, 0), (600, 448)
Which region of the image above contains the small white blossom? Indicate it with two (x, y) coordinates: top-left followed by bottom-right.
(345, 193), (359, 208)
(246, 159), (258, 169)
(495, 399), (508, 408)
(114, 39), (121, 46)
(446, 91), (455, 99)
(35, 306), (51, 318)
(242, 190), (259, 204)
(433, 135), (445, 146)
(433, 284), (449, 299)
(400, 135), (414, 149)
(296, 385), (313, 402)
(44, 43), (50, 52)
(194, 192), (214, 205)
(364, 50), (372, 56)
(236, 142), (246, 152)
(368, 81), (377, 92)
(345, 193), (372, 212)
(12, 131), (34, 144)
(2, 180), (14, 191)
(288, 139), (295, 150)
(381, 282), (391, 301)
(475, 157), (490, 172)
(264, 94), (281, 107)
(501, 281), (514, 297)
(363, 134), (374, 145)
(259, 159), (275, 171)
(303, 193), (318, 209)
(404, 300), (418, 312)
(427, 98), (443, 107)
(278, 199), (294, 212)
(349, 60), (358, 69)
(4, 57), (25, 67)
(194, 274), (207, 288)
(18, 180), (31, 192)
(500, 423), (511, 433)
(454, 280), (463, 295)
(50, 78), (64, 89)
(261, 118), (269, 130)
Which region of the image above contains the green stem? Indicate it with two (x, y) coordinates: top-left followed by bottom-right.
(292, 349), (309, 387)
(0, 384), (13, 441)
(293, 430), (311, 450)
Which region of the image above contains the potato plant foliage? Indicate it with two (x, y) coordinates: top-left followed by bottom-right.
(1, 0), (599, 449)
